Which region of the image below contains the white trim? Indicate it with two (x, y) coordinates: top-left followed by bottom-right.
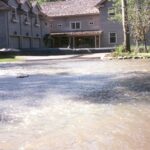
(109, 32), (117, 44)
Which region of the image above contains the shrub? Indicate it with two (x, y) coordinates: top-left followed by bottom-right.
(113, 45), (125, 57)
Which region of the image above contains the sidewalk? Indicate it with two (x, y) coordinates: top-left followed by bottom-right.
(18, 53), (110, 61)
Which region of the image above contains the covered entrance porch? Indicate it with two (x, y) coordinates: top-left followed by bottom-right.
(50, 31), (102, 49)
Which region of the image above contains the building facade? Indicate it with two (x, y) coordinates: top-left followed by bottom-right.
(0, 0), (49, 49)
(0, 0), (149, 49)
(42, 0), (124, 48)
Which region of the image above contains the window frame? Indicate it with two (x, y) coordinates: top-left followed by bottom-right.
(57, 24), (63, 28)
(70, 21), (81, 30)
(11, 7), (19, 23)
(34, 14), (40, 27)
(24, 12), (30, 25)
(89, 21), (94, 25)
(108, 7), (116, 17)
(109, 32), (117, 44)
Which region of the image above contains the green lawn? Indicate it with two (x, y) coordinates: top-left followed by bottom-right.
(137, 53), (150, 57)
(0, 56), (22, 62)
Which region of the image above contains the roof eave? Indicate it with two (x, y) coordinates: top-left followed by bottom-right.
(95, 0), (106, 8)
(48, 13), (100, 18)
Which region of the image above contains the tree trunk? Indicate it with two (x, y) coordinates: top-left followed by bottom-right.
(136, 40), (139, 52)
(122, 0), (131, 52)
(143, 29), (148, 52)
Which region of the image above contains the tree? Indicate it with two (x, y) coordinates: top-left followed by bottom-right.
(121, 0), (131, 52)
(128, 0), (150, 52)
(111, 0), (150, 52)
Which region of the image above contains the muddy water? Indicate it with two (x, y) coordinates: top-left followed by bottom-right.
(0, 59), (150, 150)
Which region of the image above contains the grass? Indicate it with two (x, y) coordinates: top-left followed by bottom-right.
(112, 45), (150, 58)
(0, 56), (22, 63)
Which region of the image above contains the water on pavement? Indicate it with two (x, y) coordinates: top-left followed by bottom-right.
(0, 59), (150, 150)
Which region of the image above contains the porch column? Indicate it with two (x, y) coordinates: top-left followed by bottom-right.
(68, 36), (71, 48)
(73, 37), (75, 49)
(99, 34), (101, 48)
(95, 36), (97, 48)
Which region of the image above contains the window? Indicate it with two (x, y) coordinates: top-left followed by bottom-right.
(11, 8), (18, 23)
(57, 24), (62, 28)
(50, 24), (53, 28)
(108, 7), (115, 16)
(89, 21), (94, 25)
(70, 22), (81, 30)
(24, 12), (30, 25)
(109, 32), (117, 44)
(35, 14), (40, 27)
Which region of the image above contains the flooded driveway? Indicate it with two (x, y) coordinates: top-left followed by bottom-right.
(0, 58), (150, 150)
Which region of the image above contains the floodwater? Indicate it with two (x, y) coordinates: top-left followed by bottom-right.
(0, 58), (150, 150)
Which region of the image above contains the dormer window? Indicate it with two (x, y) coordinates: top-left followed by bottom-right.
(35, 14), (40, 27)
(11, 8), (18, 23)
(108, 7), (115, 17)
(24, 12), (30, 25)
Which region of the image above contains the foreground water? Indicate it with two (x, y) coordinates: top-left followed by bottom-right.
(0, 59), (150, 150)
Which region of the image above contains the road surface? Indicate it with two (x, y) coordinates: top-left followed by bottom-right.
(0, 57), (150, 150)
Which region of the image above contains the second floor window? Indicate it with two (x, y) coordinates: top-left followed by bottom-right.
(11, 8), (18, 23)
(57, 24), (62, 28)
(24, 12), (30, 25)
(108, 7), (115, 17)
(35, 14), (40, 27)
(89, 21), (94, 25)
(70, 22), (81, 30)
(50, 23), (53, 28)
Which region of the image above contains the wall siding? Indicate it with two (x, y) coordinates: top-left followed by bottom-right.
(0, 12), (8, 48)
(99, 1), (124, 47)
(50, 15), (100, 33)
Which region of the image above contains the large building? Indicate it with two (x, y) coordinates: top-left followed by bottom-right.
(0, 0), (49, 49)
(42, 0), (124, 48)
(0, 0), (149, 49)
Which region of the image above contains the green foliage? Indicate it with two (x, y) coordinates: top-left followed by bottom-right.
(109, 0), (122, 22)
(109, 0), (150, 52)
(131, 45), (150, 53)
(113, 44), (150, 58)
(0, 57), (21, 62)
(113, 45), (125, 56)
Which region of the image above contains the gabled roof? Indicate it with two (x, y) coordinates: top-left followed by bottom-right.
(19, 0), (32, 11)
(19, 0), (32, 7)
(2, 0), (20, 5)
(0, 1), (10, 10)
(95, 0), (107, 8)
(42, 0), (101, 17)
(31, 1), (41, 11)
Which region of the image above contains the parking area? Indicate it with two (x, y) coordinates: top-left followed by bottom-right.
(0, 58), (150, 150)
